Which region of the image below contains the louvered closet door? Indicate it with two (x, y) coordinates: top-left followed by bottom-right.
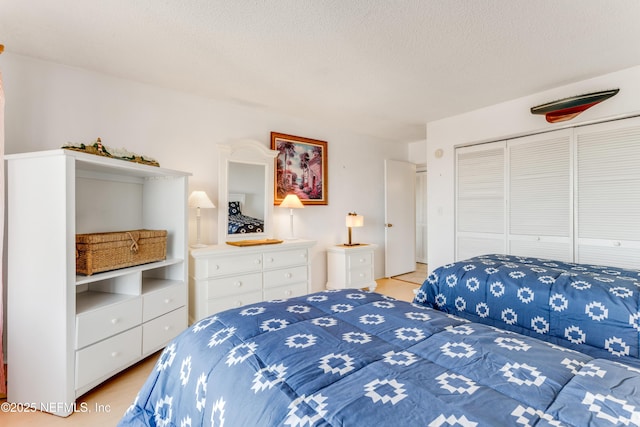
(456, 141), (506, 260)
(508, 129), (573, 261)
(575, 116), (640, 268)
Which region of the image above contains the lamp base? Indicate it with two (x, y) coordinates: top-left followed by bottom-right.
(343, 243), (361, 246)
(190, 243), (208, 248)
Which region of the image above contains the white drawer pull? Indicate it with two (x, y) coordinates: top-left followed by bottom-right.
(213, 264), (220, 270)
(614, 241), (621, 247)
(285, 290), (292, 296)
(255, 259), (262, 264)
(359, 273), (365, 278)
(360, 258), (366, 263)
(111, 351), (120, 358)
(110, 318), (120, 325)
(285, 272), (292, 279)
(164, 326), (172, 331)
(164, 298), (172, 304)
(268, 257), (274, 263)
(234, 281), (242, 287)
(236, 301), (242, 307)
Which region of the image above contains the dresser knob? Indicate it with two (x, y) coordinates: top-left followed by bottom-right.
(234, 281), (242, 287)
(164, 326), (171, 331)
(614, 241), (621, 247)
(111, 318), (120, 325)
(214, 264), (220, 270)
(285, 290), (292, 296)
(255, 259), (262, 264)
(285, 272), (292, 279)
(111, 351), (120, 358)
(268, 257), (274, 263)
(236, 301), (242, 307)
(360, 258), (366, 263)
(164, 298), (172, 304)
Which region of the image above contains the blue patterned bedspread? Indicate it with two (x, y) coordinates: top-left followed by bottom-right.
(228, 213), (264, 234)
(416, 254), (640, 366)
(119, 289), (640, 426)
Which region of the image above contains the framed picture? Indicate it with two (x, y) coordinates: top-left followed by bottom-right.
(271, 132), (328, 205)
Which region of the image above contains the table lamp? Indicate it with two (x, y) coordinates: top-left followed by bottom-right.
(188, 190), (216, 248)
(279, 194), (304, 239)
(345, 212), (364, 246)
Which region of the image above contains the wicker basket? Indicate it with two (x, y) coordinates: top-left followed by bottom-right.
(76, 229), (167, 275)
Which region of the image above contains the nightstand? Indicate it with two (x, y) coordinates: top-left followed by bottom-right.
(326, 244), (377, 291)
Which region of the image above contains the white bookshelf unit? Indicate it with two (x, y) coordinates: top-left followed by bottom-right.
(6, 149), (190, 416)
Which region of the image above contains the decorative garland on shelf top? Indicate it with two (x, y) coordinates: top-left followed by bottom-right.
(62, 138), (160, 167)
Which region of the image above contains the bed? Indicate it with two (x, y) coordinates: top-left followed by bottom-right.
(119, 255), (640, 426)
(227, 196), (264, 234)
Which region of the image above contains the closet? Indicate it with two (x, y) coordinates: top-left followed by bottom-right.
(455, 116), (640, 269)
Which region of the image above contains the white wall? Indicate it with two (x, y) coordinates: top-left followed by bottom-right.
(1, 53), (407, 292)
(408, 140), (427, 165)
(426, 65), (640, 271)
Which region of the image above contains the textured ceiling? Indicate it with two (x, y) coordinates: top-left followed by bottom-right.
(1, 0), (640, 142)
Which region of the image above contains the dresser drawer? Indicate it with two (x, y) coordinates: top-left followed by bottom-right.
(197, 253), (263, 278)
(263, 266), (307, 289)
(347, 251), (373, 269)
(143, 283), (186, 322)
(206, 273), (262, 298)
(75, 326), (142, 390)
(206, 290), (263, 314)
(263, 249), (309, 270)
(76, 297), (142, 349)
(348, 266), (374, 286)
(264, 282), (307, 301)
(142, 307), (186, 354)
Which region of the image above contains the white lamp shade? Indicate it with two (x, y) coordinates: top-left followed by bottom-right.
(346, 213), (364, 227)
(279, 194), (304, 209)
(188, 191), (216, 209)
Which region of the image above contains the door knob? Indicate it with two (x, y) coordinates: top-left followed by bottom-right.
(385, 223), (393, 228)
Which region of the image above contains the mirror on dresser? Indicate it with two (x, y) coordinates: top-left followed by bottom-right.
(217, 139), (278, 242)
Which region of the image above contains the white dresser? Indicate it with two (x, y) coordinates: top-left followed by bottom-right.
(326, 244), (377, 291)
(189, 239), (315, 321)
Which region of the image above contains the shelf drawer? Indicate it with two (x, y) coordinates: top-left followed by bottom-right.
(348, 266), (374, 286)
(206, 290), (263, 315)
(206, 273), (262, 298)
(76, 297), (142, 349)
(347, 252), (373, 269)
(264, 266), (307, 289)
(75, 326), (142, 390)
(142, 306), (186, 355)
(263, 249), (308, 269)
(198, 253), (263, 278)
(264, 282), (307, 301)
(143, 283), (186, 322)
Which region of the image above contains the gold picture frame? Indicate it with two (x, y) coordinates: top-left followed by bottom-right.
(271, 132), (328, 205)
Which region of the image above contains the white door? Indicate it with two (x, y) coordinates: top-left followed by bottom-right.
(575, 116), (640, 268)
(384, 159), (416, 277)
(416, 168), (428, 263)
(455, 141), (507, 260)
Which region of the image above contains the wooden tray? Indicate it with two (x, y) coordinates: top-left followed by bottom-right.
(226, 239), (283, 247)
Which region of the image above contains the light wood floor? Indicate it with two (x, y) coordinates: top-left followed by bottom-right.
(0, 278), (419, 426)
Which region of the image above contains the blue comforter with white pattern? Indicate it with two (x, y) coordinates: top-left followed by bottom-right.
(119, 288), (640, 426)
(415, 254), (640, 367)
